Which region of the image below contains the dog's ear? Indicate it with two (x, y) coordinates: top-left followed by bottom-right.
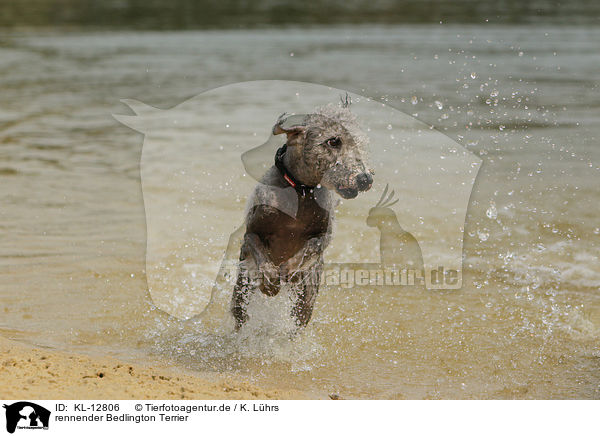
(272, 124), (305, 136)
(272, 113), (306, 141)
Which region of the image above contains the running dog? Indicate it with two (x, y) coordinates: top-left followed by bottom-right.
(232, 101), (373, 329)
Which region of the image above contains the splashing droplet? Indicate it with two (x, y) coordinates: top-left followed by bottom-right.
(478, 230), (489, 242)
(486, 203), (498, 219)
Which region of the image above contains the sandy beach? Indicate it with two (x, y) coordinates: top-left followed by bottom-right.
(0, 336), (305, 400)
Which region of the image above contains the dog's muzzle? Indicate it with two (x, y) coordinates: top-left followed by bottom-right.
(336, 172), (372, 199)
(356, 172), (373, 191)
(337, 187), (359, 199)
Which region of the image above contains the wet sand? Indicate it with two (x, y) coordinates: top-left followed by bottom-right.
(0, 336), (306, 400)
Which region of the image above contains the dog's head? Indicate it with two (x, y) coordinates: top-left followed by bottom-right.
(273, 103), (373, 199)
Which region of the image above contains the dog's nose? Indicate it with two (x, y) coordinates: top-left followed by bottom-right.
(356, 172), (373, 191)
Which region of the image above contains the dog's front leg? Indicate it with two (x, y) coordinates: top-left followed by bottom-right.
(282, 236), (326, 327)
(282, 236), (326, 278)
(243, 233), (281, 296)
(290, 260), (324, 328)
(231, 233), (280, 329)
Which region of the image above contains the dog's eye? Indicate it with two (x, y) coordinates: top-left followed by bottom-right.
(325, 137), (342, 148)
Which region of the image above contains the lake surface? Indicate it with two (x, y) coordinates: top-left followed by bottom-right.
(0, 25), (598, 398)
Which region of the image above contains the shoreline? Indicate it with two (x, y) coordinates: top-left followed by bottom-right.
(0, 335), (307, 400)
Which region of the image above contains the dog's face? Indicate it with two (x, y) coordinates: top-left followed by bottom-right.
(274, 106), (373, 199)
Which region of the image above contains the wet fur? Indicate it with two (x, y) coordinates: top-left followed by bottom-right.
(231, 105), (372, 329)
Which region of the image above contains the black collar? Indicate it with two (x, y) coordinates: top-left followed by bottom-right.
(274, 144), (315, 196)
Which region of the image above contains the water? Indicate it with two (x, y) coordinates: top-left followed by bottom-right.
(1, 0), (599, 28)
(0, 25), (599, 399)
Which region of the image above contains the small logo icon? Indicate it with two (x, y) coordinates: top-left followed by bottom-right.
(3, 402), (50, 434)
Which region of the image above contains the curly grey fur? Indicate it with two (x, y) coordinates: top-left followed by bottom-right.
(231, 104), (373, 330)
